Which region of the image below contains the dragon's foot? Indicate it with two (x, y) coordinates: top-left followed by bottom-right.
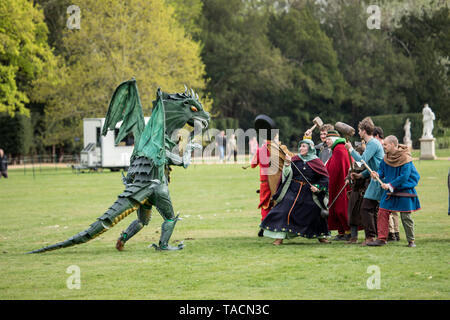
(149, 241), (184, 251)
(116, 232), (127, 251)
(116, 239), (125, 251)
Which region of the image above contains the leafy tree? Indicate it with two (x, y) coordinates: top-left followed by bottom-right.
(33, 0), (208, 148)
(0, 112), (33, 157)
(267, 4), (347, 137)
(0, 0), (57, 116)
(393, 5), (450, 126)
(370, 0), (449, 30)
(165, 0), (204, 37)
(316, 0), (416, 128)
(34, 0), (72, 56)
(198, 0), (290, 128)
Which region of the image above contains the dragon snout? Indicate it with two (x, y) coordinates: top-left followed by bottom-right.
(189, 116), (209, 130)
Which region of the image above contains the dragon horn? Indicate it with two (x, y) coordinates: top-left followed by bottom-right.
(184, 84), (188, 94)
(26, 196), (141, 254)
(191, 88), (195, 98)
(195, 92), (199, 100)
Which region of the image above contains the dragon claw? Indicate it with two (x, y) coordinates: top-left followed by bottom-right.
(116, 239), (125, 251)
(149, 241), (185, 251)
(116, 233), (126, 251)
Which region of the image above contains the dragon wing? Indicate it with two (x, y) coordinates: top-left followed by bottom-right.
(135, 88), (166, 180)
(102, 78), (145, 150)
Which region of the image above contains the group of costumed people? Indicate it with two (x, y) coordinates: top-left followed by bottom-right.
(251, 116), (421, 247)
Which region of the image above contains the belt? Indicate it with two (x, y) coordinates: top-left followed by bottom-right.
(386, 192), (417, 199)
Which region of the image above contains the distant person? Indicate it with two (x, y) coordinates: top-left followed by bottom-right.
(227, 133), (238, 162)
(0, 149), (8, 179)
(249, 136), (258, 158)
(215, 131), (227, 162)
(368, 135), (421, 247)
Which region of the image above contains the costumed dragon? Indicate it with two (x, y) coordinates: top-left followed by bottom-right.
(27, 79), (210, 253)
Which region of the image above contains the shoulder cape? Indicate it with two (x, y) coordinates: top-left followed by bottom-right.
(272, 156), (328, 203)
(291, 155), (329, 178)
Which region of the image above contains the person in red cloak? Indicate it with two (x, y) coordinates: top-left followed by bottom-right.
(325, 130), (352, 240)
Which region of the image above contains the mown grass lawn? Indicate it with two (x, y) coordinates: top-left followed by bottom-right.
(0, 159), (448, 300)
(411, 148), (450, 159)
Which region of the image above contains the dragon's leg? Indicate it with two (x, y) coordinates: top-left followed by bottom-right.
(116, 203), (152, 251)
(151, 184), (184, 251)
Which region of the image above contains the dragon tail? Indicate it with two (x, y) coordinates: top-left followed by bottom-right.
(27, 196), (143, 254)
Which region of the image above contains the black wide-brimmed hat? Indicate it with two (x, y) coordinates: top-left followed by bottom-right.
(254, 114), (276, 131)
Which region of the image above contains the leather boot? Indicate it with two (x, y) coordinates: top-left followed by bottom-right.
(367, 239), (387, 246)
(407, 241), (416, 247)
(360, 237), (374, 246)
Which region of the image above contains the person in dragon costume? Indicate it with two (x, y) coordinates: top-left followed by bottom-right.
(27, 79), (210, 254)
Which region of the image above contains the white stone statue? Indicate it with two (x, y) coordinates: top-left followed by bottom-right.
(403, 118), (412, 146)
(422, 103), (435, 138)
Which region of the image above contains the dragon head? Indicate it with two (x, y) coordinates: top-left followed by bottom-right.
(155, 87), (210, 136)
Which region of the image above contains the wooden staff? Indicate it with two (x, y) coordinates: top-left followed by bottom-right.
(359, 159), (383, 184)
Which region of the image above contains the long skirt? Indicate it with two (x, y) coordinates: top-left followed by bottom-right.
(260, 180), (329, 239)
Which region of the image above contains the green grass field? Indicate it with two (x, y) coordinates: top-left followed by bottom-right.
(0, 159), (449, 300)
(411, 148), (450, 159)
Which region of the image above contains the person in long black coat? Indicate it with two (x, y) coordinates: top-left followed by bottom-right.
(260, 139), (330, 245)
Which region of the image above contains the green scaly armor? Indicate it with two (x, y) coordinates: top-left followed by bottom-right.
(27, 79), (209, 254)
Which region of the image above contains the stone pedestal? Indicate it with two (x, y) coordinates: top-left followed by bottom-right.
(419, 137), (437, 160)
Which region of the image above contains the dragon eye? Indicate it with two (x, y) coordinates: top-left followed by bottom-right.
(190, 106), (198, 112)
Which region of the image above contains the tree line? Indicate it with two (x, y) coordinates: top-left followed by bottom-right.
(0, 0), (448, 157)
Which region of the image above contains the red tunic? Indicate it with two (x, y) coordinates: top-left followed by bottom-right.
(325, 142), (351, 232)
(251, 143), (271, 180)
(251, 144), (272, 221)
